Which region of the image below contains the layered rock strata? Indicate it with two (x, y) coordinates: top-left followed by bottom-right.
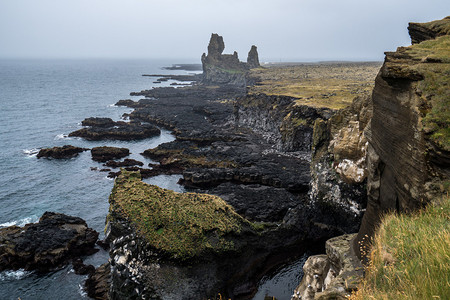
(355, 17), (450, 257)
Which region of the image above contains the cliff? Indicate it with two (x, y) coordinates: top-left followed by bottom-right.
(201, 33), (260, 86)
(292, 16), (449, 299)
(355, 17), (450, 257)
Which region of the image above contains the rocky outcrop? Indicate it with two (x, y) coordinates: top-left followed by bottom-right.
(0, 212), (98, 272)
(69, 117), (160, 141)
(91, 146), (130, 162)
(37, 145), (88, 159)
(355, 17), (450, 258)
(408, 16), (450, 44)
(291, 234), (363, 300)
(201, 33), (260, 86)
(247, 45), (260, 68)
(85, 262), (111, 300)
(104, 158), (144, 168)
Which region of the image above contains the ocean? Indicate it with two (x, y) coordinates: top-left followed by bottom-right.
(0, 59), (304, 300)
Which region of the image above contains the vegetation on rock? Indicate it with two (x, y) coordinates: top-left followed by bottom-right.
(109, 170), (250, 260)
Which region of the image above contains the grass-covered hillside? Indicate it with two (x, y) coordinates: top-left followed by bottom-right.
(350, 193), (450, 299)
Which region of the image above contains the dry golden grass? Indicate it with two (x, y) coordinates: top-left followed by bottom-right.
(350, 193), (450, 299)
(249, 62), (381, 109)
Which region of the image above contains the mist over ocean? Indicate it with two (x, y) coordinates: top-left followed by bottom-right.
(0, 59), (189, 299)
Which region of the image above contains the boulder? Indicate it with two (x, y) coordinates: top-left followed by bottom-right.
(37, 145), (88, 159)
(0, 212), (98, 272)
(91, 146), (130, 162)
(104, 158), (144, 168)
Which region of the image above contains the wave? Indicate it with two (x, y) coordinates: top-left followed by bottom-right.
(54, 133), (70, 140)
(22, 148), (40, 158)
(0, 216), (38, 228)
(0, 269), (31, 281)
(108, 103), (117, 107)
(78, 283), (88, 298)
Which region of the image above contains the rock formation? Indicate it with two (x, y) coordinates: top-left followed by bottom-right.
(408, 16), (450, 44)
(355, 16), (450, 258)
(0, 212), (98, 272)
(69, 117), (160, 141)
(201, 33), (260, 86)
(247, 45), (260, 68)
(37, 145), (88, 159)
(91, 146), (130, 162)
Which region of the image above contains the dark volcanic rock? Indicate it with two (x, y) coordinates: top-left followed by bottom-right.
(81, 117), (116, 127)
(37, 145), (88, 159)
(91, 146), (130, 162)
(69, 121), (160, 141)
(72, 258), (95, 275)
(200, 33), (257, 87)
(0, 212), (98, 272)
(85, 262), (111, 300)
(104, 158), (144, 168)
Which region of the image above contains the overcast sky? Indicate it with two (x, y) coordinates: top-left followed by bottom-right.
(0, 0), (449, 62)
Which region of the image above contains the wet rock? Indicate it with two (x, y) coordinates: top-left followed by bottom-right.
(0, 212), (98, 272)
(104, 158), (144, 168)
(91, 146), (130, 162)
(81, 117), (115, 127)
(85, 262), (111, 300)
(37, 145), (88, 159)
(72, 258), (95, 275)
(69, 121), (160, 141)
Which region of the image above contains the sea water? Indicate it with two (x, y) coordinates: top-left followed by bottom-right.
(0, 59), (192, 299)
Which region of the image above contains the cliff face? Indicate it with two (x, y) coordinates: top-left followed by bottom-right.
(408, 16), (450, 44)
(355, 17), (450, 257)
(201, 33), (260, 86)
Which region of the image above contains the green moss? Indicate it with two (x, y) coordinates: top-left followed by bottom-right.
(404, 36), (450, 151)
(109, 170), (250, 260)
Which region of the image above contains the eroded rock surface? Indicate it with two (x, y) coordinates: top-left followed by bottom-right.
(0, 212), (98, 272)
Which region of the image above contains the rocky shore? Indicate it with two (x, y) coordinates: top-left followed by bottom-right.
(28, 19), (449, 298)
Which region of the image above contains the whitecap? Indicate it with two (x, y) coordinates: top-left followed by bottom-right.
(0, 269), (31, 281)
(54, 133), (71, 140)
(0, 216), (38, 228)
(105, 176), (114, 181)
(22, 148), (40, 158)
(78, 284), (88, 297)
(108, 104), (117, 107)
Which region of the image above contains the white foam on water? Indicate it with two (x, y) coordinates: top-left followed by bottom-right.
(108, 103), (117, 107)
(54, 133), (71, 140)
(0, 216), (38, 228)
(78, 283), (88, 298)
(23, 148), (40, 158)
(0, 269), (31, 281)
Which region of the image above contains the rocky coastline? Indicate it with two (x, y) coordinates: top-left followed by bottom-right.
(17, 18), (449, 299)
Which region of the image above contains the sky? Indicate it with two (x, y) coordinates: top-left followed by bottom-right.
(0, 0), (449, 62)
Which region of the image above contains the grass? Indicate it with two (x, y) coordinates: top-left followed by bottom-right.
(350, 193), (450, 299)
(109, 170), (250, 260)
(248, 62), (380, 109)
(405, 35), (450, 151)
